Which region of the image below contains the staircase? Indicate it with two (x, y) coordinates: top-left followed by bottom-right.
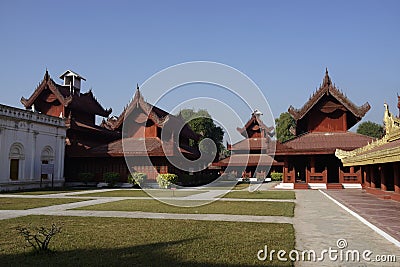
(294, 183), (309, 189)
(327, 183), (343, 189)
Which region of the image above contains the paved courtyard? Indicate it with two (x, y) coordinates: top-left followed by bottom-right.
(0, 187), (399, 266)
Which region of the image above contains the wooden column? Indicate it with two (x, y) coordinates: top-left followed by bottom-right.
(380, 165), (387, 191)
(370, 166), (376, 188)
(310, 157), (315, 173)
(394, 163), (400, 194)
(363, 166), (370, 188)
(283, 157), (289, 182)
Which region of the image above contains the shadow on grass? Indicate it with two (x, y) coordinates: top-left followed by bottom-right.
(1, 238), (277, 267)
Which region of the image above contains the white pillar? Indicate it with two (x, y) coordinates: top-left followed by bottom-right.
(30, 131), (38, 180)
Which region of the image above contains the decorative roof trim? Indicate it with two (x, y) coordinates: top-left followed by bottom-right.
(288, 69), (370, 121)
(236, 112), (274, 138)
(21, 70), (69, 108)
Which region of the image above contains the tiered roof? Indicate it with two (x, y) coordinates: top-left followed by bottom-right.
(336, 103), (400, 166)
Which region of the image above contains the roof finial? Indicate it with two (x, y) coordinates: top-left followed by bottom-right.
(136, 83), (139, 91)
(322, 67), (331, 87)
(44, 68), (49, 81)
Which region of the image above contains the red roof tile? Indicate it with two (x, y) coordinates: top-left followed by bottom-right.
(279, 131), (373, 155)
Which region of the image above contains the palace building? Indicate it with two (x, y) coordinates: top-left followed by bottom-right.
(21, 70), (199, 183)
(275, 69), (373, 189)
(336, 99), (400, 201)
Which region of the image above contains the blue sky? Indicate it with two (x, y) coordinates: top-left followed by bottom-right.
(1, 0), (399, 140)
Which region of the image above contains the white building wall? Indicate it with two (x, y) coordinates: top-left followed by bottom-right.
(0, 104), (66, 191)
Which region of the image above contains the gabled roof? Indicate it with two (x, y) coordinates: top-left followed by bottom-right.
(59, 70), (86, 81)
(112, 86), (199, 140)
(21, 70), (111, 117)
(236, 111), (274, 138)
(288, 69), (370, 121)
(21, 70), (72, 108)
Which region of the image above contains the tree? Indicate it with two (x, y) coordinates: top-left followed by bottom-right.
(356, 121), (384, 139)
(178, 109), (224, 160)
(275, 112), (296, 143)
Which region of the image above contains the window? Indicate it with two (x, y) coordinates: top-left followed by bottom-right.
(9, 143), (25, 181)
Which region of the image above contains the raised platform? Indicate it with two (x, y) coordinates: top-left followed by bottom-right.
(275, 182), (362, 190)
(365, 187), (400, 202)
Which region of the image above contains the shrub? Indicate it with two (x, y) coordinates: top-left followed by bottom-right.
(78, 172), (94, 185)
(16, 223), (62, 253)
(270, 172), (283, 181)
(128, 172), (147, 186)
(103, 172), (120, 187)
(156, 173), (178, 189)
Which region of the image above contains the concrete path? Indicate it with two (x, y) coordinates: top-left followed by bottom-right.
(294, 190), (399, 267)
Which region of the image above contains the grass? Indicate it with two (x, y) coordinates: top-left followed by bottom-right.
(0, 198), (90, 210)
(75, 189), (205, 198)
(223, 191), (295, 200)
(11, 190), (84, 195)
(2, 187), (91, 195)
(75, 199), (295, 217)
(0, 215), (295, 266)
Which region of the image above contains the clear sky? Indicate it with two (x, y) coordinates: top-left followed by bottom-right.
(1, 0), (399, 140)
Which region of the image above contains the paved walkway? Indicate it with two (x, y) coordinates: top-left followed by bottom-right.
(294, 190), (399, 267)
(324, 189), (400, 242)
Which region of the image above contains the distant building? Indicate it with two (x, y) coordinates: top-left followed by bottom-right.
(215, 110), (282, 178)
(336, 99), (400, 201)
(275, 69), (373, 189)
(0, 104), (66, 190)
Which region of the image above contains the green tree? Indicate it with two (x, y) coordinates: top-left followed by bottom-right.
(275, 112), (296, 143)
(178, 109), (224, 160)
(356, 121), (384, 139)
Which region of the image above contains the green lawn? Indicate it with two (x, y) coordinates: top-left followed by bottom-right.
(75, 189), (205, 198)
(12, 190), (84, 195)
(75, 199), (295, 217)
(0, 215), (295, 266)
(0, 198), (90, 210)
(223, 191), (295, 200)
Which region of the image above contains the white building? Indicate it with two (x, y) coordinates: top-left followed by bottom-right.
(0, 104), (66, 191)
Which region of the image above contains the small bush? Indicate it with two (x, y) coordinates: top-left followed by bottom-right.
(78, 172), (94, 185)
(128, 172), (147, 186)
(16, 223), (62, 253)
(156, 173), (178, 189)
(103, 172), (120, 187)
(270, 172), (283, 181)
